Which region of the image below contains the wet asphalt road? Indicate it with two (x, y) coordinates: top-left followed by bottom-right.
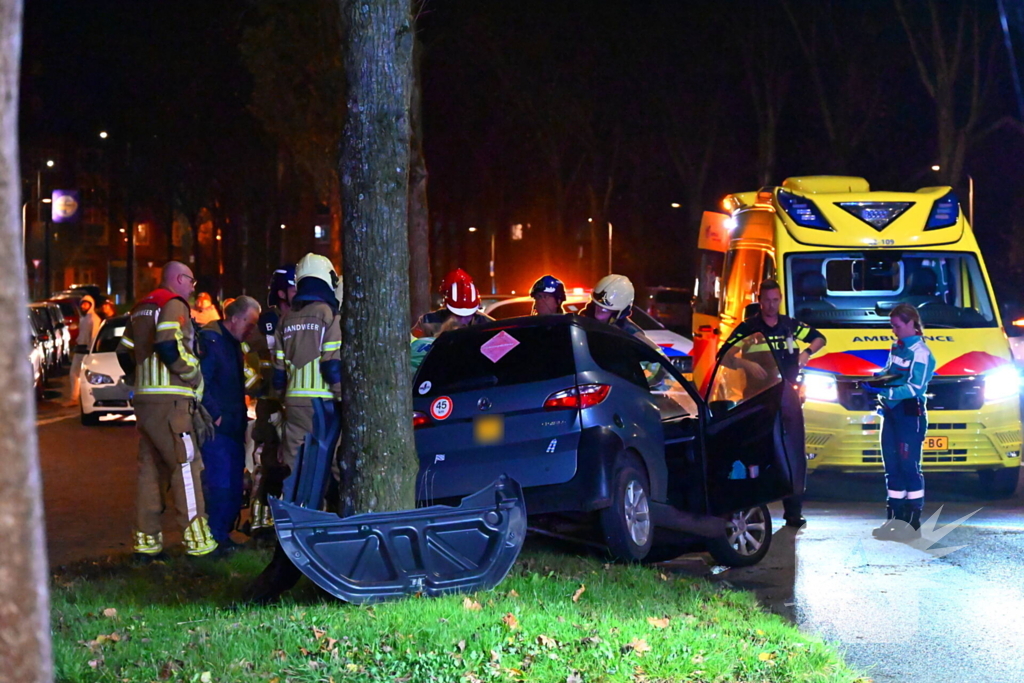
(36, 374), (1024, 682)
(663, 472), (1024, 683)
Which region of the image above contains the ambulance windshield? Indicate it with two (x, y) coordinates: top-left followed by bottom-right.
(785, 251), (997, 329)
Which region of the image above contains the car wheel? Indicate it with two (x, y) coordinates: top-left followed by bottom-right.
(600, 454), (653, 562)
(706, 504), (772, 568)
(80, 409), (101, 427)
(978, 468), (1020, 499)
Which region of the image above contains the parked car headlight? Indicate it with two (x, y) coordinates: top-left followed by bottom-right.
(983, 365), (1019, 403)
(85, 369), (114, 385)
(802, 371), (838, 403)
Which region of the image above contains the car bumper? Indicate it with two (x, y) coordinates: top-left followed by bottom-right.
(82, 382), (133, 415)
(804, 398), (1022, 473)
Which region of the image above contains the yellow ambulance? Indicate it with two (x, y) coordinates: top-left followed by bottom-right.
(692, 176), (1022, 496)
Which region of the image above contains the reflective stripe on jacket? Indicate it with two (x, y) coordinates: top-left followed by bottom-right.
(119, 290), (202, 402)
(273, 301), (341, 405)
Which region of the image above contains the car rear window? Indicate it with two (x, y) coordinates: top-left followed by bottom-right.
(416, 324), (574, 395)
(94, 318), (128, 353)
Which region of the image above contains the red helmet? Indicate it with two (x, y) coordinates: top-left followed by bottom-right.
(441, 268), (480, 316)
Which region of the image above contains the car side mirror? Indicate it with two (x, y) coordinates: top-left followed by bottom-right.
(670, 355), (693, 374)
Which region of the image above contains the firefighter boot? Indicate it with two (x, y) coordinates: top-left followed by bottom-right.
(183, 517), (218, 557)
(133, 530), (164, 556)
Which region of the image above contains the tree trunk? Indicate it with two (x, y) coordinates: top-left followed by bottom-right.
(407, 27), (431, 323)
(329, 171), (343, 267)
(338, 0), (417, 513)
(0, 0), (54, 679)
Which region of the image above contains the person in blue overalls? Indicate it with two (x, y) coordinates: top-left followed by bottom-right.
(863, 303), (936, 541)
(198, 295), (261, 553)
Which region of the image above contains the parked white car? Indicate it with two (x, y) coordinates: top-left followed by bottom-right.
(483, 294), (693, 358)
(79, 315), (133, 426)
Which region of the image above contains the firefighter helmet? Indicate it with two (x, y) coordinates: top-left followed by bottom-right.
(441, 268), (480, 316)
(295, 253), (339, 289)
(267, 264), (296, 307)
(591, 274), (634, 314)
(530, 275), (566, 303)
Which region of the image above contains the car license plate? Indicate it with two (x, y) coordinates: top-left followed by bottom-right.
(923, 436), (948, 451)
(474, 415), (504, 445)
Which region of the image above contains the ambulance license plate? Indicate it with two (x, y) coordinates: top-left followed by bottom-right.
(923, 436), (948, 451)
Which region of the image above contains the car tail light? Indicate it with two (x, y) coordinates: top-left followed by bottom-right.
(544, 383), (611, 411)
(413, 411), (429, 429)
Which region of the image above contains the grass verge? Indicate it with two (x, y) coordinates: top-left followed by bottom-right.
(52, 547), (865, 682)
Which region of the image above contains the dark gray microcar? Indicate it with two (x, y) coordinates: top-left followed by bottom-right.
(413, 314), (805, 567)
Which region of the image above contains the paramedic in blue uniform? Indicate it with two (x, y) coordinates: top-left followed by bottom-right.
(725, 279), (826, 528)
(863, 303), (936, 541)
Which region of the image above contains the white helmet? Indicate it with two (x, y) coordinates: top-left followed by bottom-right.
(295, 253), (339, 289)
(334, 274), (344, 306)
(591, 274), (634, 313)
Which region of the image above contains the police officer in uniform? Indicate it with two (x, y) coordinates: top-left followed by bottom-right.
(725, 279), (826, 528)
(117, 261), (218, 558)
(246, 265), (296, 540)
(274, 254), (343, 472)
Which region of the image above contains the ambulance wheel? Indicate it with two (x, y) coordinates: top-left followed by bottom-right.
(600, 453), (653, 562)
(706, 504), (772, 568)
(978, 468), (1020, 499)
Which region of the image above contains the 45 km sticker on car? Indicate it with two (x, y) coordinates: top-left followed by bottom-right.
(430, 396), (454, 421)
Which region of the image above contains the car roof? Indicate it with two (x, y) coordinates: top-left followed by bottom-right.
(442, 312), (650, 349)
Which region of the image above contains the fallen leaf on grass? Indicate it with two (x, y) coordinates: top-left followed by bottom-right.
(463, 597), (482, 611)
(572, 584), (586, 602)
(566, 673), (583, 683)
(199, 673), (213, 683)
(758, 652), (776, 661)
(507, 589), (520, 598)
(457, 640), (467, 652)
(646, 617), (670, 629)
(102, 608), (117, 618)
(658, 572), (668, 581)
(157, 660), (183, 680)
(312, 626), (327, 640)
(502, 613), (519, 630)
(537, 634), (557, 648)
(623, 638), (651, 655)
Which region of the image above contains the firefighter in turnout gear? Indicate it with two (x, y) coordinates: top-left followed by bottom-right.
(273, 254), (343, 472)
(864, 303), (936, 541)
(117, 261), (217, 557)
(724, 279), (826, 528)
(411, 268), (493, 338)
(246, 265), (296, 539)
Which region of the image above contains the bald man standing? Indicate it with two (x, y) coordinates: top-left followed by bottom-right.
(117, 261), (217, 558)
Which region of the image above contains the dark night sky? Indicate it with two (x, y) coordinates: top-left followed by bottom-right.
(17, 0), (1024, 300)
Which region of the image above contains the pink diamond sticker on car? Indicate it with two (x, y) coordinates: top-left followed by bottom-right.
(480, 330), (520, 363)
